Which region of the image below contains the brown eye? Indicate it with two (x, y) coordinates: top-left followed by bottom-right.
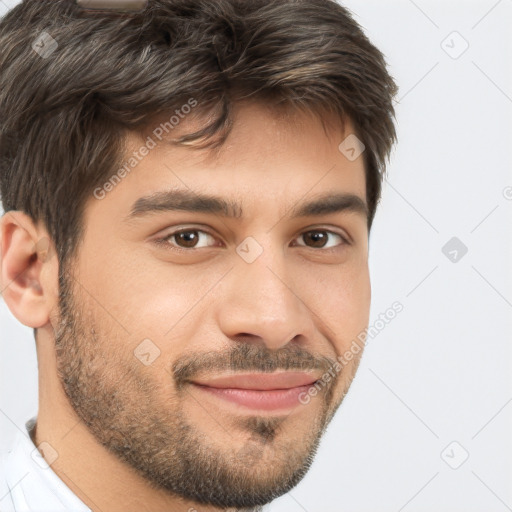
(174, 230), (200, 248)
(156, 228), (218, 250)
(303, 231), (328, 248)
(295, 230), (348, 249)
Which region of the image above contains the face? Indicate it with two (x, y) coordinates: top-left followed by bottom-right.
(52, 101), (371, 509)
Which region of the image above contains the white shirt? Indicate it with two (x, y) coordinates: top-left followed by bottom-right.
(0, 416), (92, 512)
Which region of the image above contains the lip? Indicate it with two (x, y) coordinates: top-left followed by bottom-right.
(191, 371), (320, 390)
(189, 372), (320, 411)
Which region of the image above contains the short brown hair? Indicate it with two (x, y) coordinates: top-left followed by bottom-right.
(0, 0), (398, 272)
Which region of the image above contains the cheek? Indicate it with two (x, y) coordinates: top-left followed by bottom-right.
(299, 262), (371, 349)
(79, 249), (206, 339)
(117, 269), (228, 370)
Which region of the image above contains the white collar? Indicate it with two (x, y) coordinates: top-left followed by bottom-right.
(1, 416), (92, 512)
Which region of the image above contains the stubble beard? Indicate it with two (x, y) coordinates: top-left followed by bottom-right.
(52, 266), (358, 509)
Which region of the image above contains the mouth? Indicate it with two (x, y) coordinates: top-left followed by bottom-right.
(189, 372), (320, 412)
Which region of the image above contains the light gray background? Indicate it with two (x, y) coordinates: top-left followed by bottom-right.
(1, 0), (511, 511)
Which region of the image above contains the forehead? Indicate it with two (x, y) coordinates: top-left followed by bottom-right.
(131, 101), (363, 177)
(87, 101), (367, 224)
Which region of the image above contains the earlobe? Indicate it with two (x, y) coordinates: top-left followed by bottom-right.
(0, 211), (56, 329)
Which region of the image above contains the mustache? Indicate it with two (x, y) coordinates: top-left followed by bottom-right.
(172, 343), (337, 389)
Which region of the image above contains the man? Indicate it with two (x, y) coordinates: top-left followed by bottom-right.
(0, 0), (397, 510)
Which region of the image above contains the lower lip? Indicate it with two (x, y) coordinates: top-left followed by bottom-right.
(191, 383), (315, 411)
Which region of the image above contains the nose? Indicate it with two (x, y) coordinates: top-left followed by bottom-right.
(215, 244), (316, 351)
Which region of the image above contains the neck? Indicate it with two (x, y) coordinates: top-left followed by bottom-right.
(34, 327), (226, 512)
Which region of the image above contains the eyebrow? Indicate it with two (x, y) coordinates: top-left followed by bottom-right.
(124, 189), (368, 222)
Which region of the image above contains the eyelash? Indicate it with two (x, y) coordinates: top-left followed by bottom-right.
(153, 226), (351, 252)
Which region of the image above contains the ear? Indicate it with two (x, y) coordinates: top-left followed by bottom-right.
(0, 211), (58, 329)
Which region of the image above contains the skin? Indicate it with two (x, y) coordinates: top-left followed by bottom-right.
(0, 101), (370, 512)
